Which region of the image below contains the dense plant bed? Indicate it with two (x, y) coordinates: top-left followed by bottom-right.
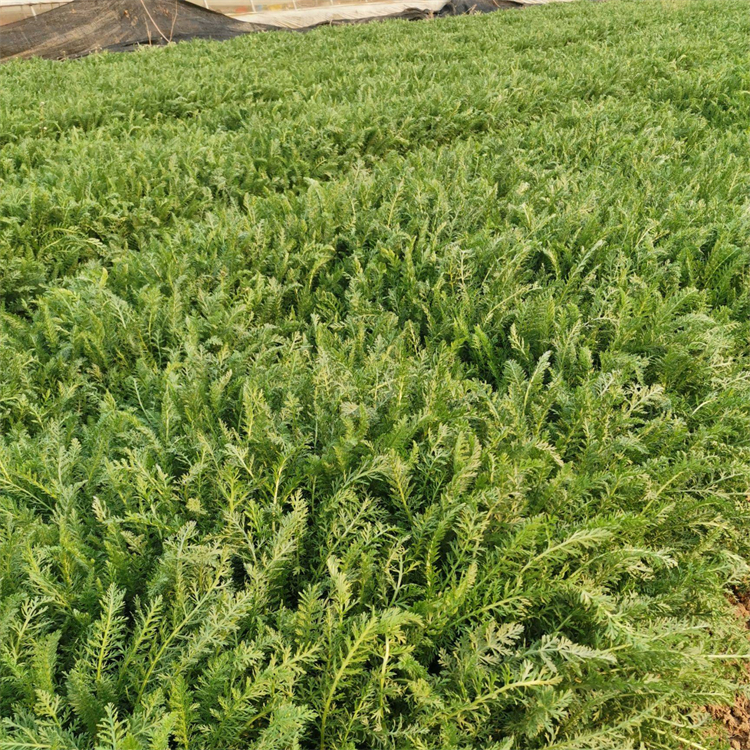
(1, 1), (750, 747)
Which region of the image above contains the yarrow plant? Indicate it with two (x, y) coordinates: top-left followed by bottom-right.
(1, 1), (750, 748)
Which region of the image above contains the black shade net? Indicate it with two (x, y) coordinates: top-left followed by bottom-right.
(0, 0), (514, 62)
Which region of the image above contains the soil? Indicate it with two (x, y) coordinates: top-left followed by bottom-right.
(734, 592), (750, 629)
(710, 697), (750, 750)
(709, 590), (750, 749)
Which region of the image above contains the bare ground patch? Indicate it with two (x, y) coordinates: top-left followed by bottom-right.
(709, 591), (750, 749)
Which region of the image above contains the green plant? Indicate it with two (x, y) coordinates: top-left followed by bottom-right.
(1, 1), (750, 747)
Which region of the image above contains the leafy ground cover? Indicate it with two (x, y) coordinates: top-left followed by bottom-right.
(2, 0), (750, 747)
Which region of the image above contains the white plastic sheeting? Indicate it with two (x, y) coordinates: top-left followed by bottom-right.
(0, 0), (66, 25)
(236, 0), (446, 27)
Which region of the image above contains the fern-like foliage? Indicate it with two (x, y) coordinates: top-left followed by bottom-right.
(2, 2), (750, 749)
